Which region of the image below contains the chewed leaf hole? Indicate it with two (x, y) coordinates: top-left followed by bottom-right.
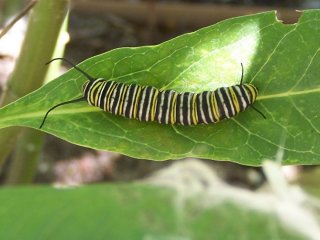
(275, 9), (302, 24)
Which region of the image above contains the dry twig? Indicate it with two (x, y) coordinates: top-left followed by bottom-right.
(0, 0), (38, 39)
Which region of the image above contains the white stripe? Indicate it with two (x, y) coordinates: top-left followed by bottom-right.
(179, 93), (184, 125)
(122, 85), (131, 116)
(109, 84), (119, 110)
(242, 86), (251, 105)
(234, 86), (247, 109)
(129, 85), (138, 118)
(88, 79), (102, 94)
(138, 88), (147, 120)
(244, 86), (252, 104)
(157, 91), (166, 122)
(114, 84), (125, 114)
(224, 88), (235, 116)
(199, 92), (208, 124)
(96, 82), (106, 108)
(218, 89), (229, 118)
(206, 92), (214, 122)
(104, 82), (115, 111)
(145, 88), (154, 121)
(87, 79), (102, 106)
(165, 91), (173, 124)
(187, 93), (192, 125)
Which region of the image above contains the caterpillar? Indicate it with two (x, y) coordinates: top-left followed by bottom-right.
(39, 58), (265, 129)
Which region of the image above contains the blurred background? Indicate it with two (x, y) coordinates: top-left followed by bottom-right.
(0, 0), (319, 188)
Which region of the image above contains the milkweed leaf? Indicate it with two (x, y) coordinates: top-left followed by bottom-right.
(0, 10), (319, 165)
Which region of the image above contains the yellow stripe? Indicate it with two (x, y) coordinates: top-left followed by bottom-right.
(133, 86), (142, 119)
(210, 92), (219, 121)
(229, 87), (240, 113)
(94, 82), (105, 107)
(192, 93), (198, 124)
(106, 83), (118, 112)
(224, 87), (235, 116)
(247, 85), (257, 102)
(151, 89), (159, 121)
(118, 84), (129, 115)
(170, 92), (178, 124)
(90, 82), (102, 105)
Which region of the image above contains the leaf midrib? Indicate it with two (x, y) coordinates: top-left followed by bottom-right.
(0, 106), (98, 125)
(258, 88), (320, 100)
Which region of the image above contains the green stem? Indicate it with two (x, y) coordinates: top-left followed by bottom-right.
(5, 129), (44, 184)
(5, 11), (69, 185)
(0, 0), (69, 168)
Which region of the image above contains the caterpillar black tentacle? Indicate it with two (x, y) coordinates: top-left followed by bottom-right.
(39, 59), (264, 128)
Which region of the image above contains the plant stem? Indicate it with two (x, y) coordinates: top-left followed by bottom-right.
(0, 0), (69, 168)
(5, 11), (69, 185)
(5, 129), (44, 184)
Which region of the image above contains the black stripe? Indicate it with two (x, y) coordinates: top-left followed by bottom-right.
(147, 86), (156, 121)
(209, 92), (217, 122)
(91, 83), (101, 106)
(232, 86), (244, 112)
(124, 84), (136, 118)
(182, 92), (190, 125)
(86, 79), (104, 105)
(243, 85), (253, 104)
(160, 91), (170, 124)
(238, 85), (250, 107)
(201, 91), (212, 123)
(220, 87), (233, 118)
(140, 86), (152, 121)
(121, 84), (131, 116)
(106, 82), (117, 111)
(166, 91), (173, 124)
(226, 87), (236, 117)
(176, 93), (182, 124)
(196, 93), (204, 124)
(118, 84), (129, 115)
(133, 86), (144, 120)
(111, 83), (123, 114)
(155, 91), (162, 123)
(99, 81), (111, 110)
(214, 89), (226, 120)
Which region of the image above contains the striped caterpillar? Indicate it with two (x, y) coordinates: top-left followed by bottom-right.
(39, 58), (265, 128)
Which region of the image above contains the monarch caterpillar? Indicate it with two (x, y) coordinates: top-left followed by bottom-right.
(39, 58), (265, 128)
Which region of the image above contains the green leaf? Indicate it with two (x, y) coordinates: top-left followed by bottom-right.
(0, 184), (306, 240)
(0, 10), (319, 165)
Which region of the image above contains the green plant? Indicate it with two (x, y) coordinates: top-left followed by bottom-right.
(0, 8), (320, 240)
(0, 10), (319, 165)
(0, 0), (68, 181)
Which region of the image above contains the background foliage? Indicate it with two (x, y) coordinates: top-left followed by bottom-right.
(0, 181), (308, 240)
